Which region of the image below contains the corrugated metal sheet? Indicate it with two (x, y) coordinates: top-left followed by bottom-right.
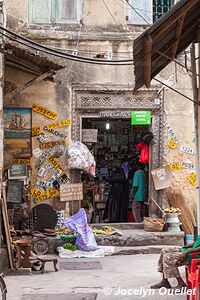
(133, 0), (200, 90)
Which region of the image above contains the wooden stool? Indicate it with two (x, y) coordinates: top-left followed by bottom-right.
(37, 255), (58, 274)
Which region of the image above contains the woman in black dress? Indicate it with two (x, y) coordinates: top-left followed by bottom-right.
(103, 163), (129, 223)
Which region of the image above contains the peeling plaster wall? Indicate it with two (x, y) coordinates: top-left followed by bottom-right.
(157, 62), (196, 217)
(4, 67), (71, 211)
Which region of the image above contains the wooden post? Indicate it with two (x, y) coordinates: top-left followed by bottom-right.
(0, 0), (5, 252)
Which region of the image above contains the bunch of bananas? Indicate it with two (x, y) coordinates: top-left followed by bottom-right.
(164, 207), (181, 214)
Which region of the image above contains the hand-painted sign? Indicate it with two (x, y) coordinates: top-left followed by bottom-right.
(14, 158), (31, 165)
(39, 140), (66, 149)
(187, 172), (197, 186)
(31, 188), (45, 198)
(180, 146), (196, 155)
(48, 156), (64, 171)
(37, 133), (48, 143)
(167, 138), (177, 149)
(164, 122), (179, 143)
(45, 118), (72, 130)
(60, 183), (83, 202)
(52, 169), (63, 180)
(56, 210), (65, 228)
(131, 111), (151, 125)
(46, 188), (60, 199)
(32, 148), (43, 158)
(32, 126), (42, 136)
(182, 160), (195, 170)
(151, 165), (172, 190)
(36, 179), (53, 189)
(82, 129), (98, 143)
(43, 127), (67, 140)
(59, 173), (69, 184)
(99, 111), (131, 118)
(32, 104), (58, 120)
(170, 163), (183, 171)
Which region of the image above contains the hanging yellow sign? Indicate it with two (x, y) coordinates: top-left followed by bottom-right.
(46, 188), (60, 199)
(48, 156), (64, 171)
(39, 140), (66, 149)
(32, 104), (58, 120)
(44, 118), (72, 130)
(32, 126), (42, 136)
(167, 138), (177, 149)
(14, 158), (31, 165)
(170, 163), (183, 171)
(31, 188), (45, 198)
(187, 172), (197, 186)
(34, 194), (48, 204)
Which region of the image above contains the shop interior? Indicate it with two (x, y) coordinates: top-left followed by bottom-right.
(81, 118), (150, 223)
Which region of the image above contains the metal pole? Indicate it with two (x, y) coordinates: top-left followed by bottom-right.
(190, 43), (200, 234)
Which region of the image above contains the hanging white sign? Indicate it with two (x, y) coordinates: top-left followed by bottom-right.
(164, 122), (179, 143)
(180, 146), (196, 155)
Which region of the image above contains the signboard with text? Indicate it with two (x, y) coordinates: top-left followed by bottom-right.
(131, 111), (151, 125)
(82, 129), (98, 143)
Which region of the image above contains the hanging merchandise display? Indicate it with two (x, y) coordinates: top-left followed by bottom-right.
(65, 141), (96, 176)
(136, 142), (149, 164)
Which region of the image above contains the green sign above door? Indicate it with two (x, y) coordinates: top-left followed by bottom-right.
(131, 111), (151, 125)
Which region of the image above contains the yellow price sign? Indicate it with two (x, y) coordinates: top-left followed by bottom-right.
(31, 188), (45, 198)
(14, 158), (31, 165)
(35, 194), (48, 204)
(45, 118), (72, 130)
(39, 140), (66, 149)
(32, 126), (42, 136)
(187, 172), (197, 186)
(167, 138), (177, 149)
(32, 104), (58, 120)
(48, 156), (64, 171)
(170, 163), (182, 171)
(46, 188), (60, 199)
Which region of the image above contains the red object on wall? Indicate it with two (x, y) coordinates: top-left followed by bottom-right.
(136, 142), (149, 164)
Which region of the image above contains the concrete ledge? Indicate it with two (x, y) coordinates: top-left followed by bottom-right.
(114, 245), (171, 256)
(91, 223), (144, 230)
(96, 230), (184, 247)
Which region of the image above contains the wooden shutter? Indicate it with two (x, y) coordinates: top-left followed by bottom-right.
(129, 0), (153, 25)
(55, 0), (80, 23)
(28, 0), (52, 24)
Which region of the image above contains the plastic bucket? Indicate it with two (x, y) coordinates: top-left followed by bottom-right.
(185, 234), (194, 245)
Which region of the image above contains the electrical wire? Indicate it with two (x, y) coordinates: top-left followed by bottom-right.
(0, 25), (133, 65)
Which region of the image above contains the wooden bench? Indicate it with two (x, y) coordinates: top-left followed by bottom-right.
(37, 255), (59, 274)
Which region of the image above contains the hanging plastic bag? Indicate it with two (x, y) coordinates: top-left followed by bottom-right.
(136, 142), (149, 164)
(64, 208), (98, 251)
(65, 141), (96, 176)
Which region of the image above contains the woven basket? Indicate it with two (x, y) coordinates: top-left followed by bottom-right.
(144, 217), (165, 232)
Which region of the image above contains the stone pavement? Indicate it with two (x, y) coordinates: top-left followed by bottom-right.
(5, 254), (186, 300)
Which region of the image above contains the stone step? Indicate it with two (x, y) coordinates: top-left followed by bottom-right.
(92, 223), (144, 230)
(95, 229), (184, 247)
(113, 245), (170, 256)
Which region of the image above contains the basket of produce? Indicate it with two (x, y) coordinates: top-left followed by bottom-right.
(144, 217), (165, 232)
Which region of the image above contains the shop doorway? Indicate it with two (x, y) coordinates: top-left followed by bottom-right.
(81, 118), (150, 223)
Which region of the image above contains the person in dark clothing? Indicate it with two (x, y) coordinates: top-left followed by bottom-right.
(103, 164), (129, 223)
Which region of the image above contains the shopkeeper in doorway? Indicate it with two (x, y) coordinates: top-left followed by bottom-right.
(132, 162), (146, 223)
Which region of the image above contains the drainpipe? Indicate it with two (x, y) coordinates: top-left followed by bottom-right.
(190, 43), (200, 236)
